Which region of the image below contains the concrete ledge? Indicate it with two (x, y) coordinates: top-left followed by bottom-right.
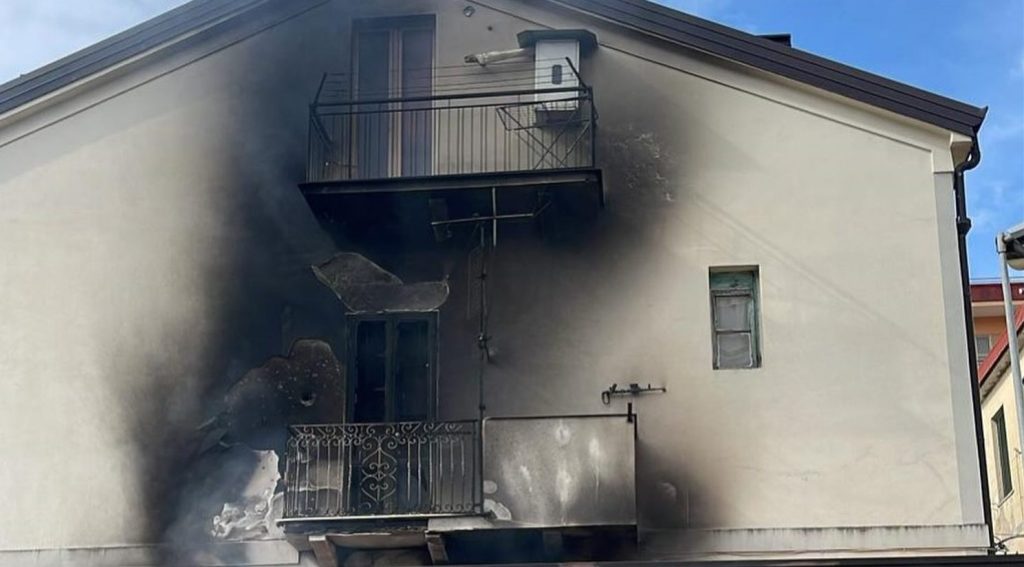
(0, 540), (302, 566)
(641, 523), (991, 560)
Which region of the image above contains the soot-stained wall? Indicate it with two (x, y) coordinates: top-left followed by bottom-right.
(0, 2), (351, 552)
(0, 0), (985, 560)
(432, 0), (982, 545)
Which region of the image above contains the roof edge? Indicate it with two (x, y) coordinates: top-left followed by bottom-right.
(0, 0), (267, 118)
(551, 0), (986, 136)
(979, 307), (1024, 389)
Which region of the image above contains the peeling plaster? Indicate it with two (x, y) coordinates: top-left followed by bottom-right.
(484, 498), (513, 521)
(211, 450), (284, 542)
(313, 252), (449, 313)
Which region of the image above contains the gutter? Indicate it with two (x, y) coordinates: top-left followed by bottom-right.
(953, 134), (994, 552)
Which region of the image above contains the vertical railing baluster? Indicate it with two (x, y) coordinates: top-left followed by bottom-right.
(417, 437), (423, 510)
(344, 435), (352, 515)
(459, 433), (467, 512)
(406, 434), (412, 513)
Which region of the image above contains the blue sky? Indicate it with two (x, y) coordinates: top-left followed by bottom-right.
(1, 0), (1021, 278)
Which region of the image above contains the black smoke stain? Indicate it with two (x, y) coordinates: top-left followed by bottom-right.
(109, 9), (346, 561)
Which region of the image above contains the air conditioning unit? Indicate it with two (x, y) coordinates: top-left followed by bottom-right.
(517, 30), (597, 115)
(535, 39), (580, 110)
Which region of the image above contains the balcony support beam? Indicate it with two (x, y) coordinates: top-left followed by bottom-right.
(425, 532), (449, 565)
(309, 535), (339, 567)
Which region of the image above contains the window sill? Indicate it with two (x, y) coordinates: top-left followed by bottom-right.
(997, 489), (1015, 507)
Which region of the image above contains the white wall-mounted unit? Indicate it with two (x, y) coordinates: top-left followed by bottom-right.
(518, 30), (598, 112)
(535, 40), (580, 110)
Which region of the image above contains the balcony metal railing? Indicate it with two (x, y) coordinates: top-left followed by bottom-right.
(282, 421), (481, 520)
(306, 79), (597, 184)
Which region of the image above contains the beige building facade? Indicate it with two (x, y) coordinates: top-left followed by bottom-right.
(0, 0), (994, 565)
(973, 281), (1024, 364)
(979, 308), (1024, 553)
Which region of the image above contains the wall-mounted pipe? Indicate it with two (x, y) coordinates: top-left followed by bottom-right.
(464, 47), (532, 66)
(953, 134), (994, 552)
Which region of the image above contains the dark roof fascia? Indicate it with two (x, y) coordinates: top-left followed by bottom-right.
(0, 0), (265, 117)
(0, 0), (988, 137)
(554, 0), (987, 136)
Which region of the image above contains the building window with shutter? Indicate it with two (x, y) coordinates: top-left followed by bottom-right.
(709, 267), (761, 369)
(976, 334), (993, 366)
(993, 407), (1014, 500)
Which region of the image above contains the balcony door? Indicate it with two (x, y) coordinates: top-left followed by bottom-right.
(348, 313), (436, 423)
(353, 16), (434, 179)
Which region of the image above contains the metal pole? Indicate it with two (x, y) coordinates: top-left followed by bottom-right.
(998, 233), (1024, 467)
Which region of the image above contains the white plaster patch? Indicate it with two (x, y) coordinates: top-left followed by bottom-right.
(658, 481), (678, 503)
(483, 480), (498, 495)
(519, 464), (533, 486)
(554, 421), (571, 446)
(211, 449), (283, 541)
(484, 498), (513, 521)
(556, 464), (573, 505)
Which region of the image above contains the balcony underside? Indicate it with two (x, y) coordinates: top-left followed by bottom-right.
(300, 167), (602, 197)
(300, 168), (603, 252)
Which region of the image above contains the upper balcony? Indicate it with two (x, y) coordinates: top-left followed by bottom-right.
(302, 66), (599, 196)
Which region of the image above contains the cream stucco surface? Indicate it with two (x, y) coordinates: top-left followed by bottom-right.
(981, 342), (1024, 553)
(0, 0), (987, 560)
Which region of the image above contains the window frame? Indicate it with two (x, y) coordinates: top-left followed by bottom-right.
(975, 334), (993, 365)
(346, 311), (439, 423)
(351, 15), (436, 177)
(709, 267), (762, 370)
(993, 406), (1014, 500)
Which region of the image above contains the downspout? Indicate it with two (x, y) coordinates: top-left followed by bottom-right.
(953, 134), (994, 552)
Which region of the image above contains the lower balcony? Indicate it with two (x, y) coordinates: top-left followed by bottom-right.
(279, 415), (637, 563)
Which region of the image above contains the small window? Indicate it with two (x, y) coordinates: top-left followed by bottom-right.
(710, 268), (761, 369)
(993, 407), (1014, 499)
(976, 334), (993, 365)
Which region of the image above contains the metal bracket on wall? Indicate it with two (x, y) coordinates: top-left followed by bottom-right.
(601, 382), (667, 405)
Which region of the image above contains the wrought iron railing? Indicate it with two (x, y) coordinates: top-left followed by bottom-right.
(306, 82), (597, 183)
(282, 421), (481, 520)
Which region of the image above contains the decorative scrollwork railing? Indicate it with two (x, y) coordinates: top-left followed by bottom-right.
(283, 421), (481, 519)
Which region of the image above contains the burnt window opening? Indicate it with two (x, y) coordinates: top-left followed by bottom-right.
(348, 312), (437, 423)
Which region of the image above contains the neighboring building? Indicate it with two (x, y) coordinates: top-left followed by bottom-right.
(979, 307), (1024, 553)
(973, 281), (1024, 365)
(0, 0), (996, 565)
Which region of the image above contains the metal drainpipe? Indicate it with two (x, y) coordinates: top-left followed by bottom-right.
(953, 135), (994, 552)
